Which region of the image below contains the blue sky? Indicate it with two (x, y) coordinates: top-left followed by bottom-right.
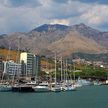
(0, 0), (108, 34)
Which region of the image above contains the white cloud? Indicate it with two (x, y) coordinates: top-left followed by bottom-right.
(50, 19), (69, 25)
(80, 4), (108, 25)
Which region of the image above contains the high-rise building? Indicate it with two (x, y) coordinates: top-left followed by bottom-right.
(21, 60), (26, 76)
(20, 52), (40, 76)
(33, 55), (40, 76)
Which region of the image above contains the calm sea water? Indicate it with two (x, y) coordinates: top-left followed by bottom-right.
(0, 85), (108, 108)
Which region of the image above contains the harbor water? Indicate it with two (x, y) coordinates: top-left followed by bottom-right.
(0, 85), (108, 108)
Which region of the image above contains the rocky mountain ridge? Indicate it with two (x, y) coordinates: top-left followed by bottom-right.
(0, 23), (108, 57)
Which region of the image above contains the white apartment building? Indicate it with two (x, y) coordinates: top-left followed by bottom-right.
(20, 52), (40, 76)
(3, 60), (21, 75)
(20, 52), (33, 75)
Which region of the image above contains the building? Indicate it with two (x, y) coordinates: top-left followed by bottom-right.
(21, 60), (26, 76)
(33, 55), (40, 76)
(3, 60), (21, 76)
(20, 52), (40, 76)
(20, 52), (34, 76)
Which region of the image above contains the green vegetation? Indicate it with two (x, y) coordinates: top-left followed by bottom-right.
(72, 65), (108, 79)
(45, 64), (108, 80)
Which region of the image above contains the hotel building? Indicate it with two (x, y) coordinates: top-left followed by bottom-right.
(20, 52), (40, 76)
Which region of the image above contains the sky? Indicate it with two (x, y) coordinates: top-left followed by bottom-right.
(0, 0), (108, 34)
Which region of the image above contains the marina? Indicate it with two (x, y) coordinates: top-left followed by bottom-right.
(0, 78), (105, 93)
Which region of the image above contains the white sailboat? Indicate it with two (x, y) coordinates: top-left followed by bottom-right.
(63, 59), (76, 91)
(51, 53), (61, 92)
(32, 82), (50, 92)
(71, 60), (82, 88)
(32, 58), (50, 92)
(60, 56), (64, 91)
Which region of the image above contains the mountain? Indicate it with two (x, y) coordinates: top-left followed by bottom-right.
(0, 23), (108, 57)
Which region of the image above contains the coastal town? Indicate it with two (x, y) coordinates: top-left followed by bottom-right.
(0, 48), (108, 92)
(1, 0), (108, 108)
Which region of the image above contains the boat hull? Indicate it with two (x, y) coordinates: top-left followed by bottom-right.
(0, 86), (12, 92)
(12, 86), (35, 92)
(64, 86), (76, 91)
(33, 86), (50, 92)
(51, 87), (61, 92)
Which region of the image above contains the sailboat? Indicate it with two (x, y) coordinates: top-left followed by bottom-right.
(63, 59), (76, 91)
(0, 69), (12, 92)
(32, 81), (50, 92)
(60, 56), (64, 91)
(32, 58), (50, 92)
(51, 53), (61, 92)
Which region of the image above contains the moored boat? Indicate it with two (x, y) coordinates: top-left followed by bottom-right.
(0, 83), (12, 92)
(12, 84), (34, 92)
(32, 82), (50, 92)
(51, 84), (61, 92)
(63, 84), (76, 91)
(51, 86), (61, 92)
(32, 85), (50, 92)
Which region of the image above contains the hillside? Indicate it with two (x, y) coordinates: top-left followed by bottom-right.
(0, 49), (20, 62)
(71, 23), (108, 49)
(72, 52), (108, 64)
(48, 31), (106, 56)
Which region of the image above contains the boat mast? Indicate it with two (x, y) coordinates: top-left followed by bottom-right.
(35, 56), (39, 83)
(55, 53), (57, 86)
(15, 37), (21, 83)
(73, 60), (76, 83)
(66, 59), (68, 83)
(70, 59), (73, 83)
(61, 56), (63, 82)
(63, 60), (65, 83)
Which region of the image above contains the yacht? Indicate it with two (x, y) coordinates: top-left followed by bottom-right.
(63, 84), (76, 91)
(51, 84), (61, 92)
(32, 82), (50, 92)
(26, 81), (37, 86)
